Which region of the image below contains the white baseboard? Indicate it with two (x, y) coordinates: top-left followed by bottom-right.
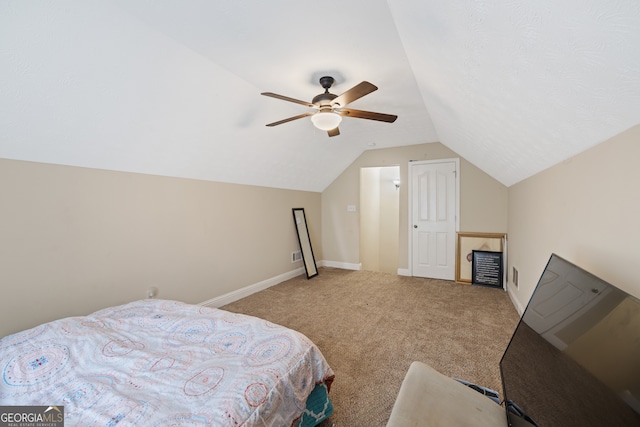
(200, 267), (305, 308)
(200, 261), (383, 309)
(397, 268), (411, 276)
(506, 284), (525, 316)
(320, 260), (362, 270)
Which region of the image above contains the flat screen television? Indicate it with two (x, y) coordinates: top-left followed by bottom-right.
(500, 254), (640, 426)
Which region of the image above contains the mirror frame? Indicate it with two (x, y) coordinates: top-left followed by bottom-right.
(292, 208), (318, 279)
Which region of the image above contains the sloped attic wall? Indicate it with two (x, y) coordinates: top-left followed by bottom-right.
(507, 124), (640, 314)
(0, 159), (320, 337)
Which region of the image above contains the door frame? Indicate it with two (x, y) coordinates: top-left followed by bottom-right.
(360, 166), (401, 274)
(407, 158), (460, 278)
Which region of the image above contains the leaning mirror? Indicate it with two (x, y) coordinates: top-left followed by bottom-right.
(292, 208), (318, 279)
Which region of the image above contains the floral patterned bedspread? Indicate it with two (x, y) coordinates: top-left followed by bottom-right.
(0, 299), (334, 426)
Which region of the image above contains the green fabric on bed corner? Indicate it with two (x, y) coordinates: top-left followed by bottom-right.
(297, 383), (333, 427)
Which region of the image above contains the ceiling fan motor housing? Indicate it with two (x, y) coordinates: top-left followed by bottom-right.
(312, 92), (337, 107)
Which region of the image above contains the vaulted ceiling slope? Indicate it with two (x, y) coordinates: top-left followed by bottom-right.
(1, 1), (639, 192)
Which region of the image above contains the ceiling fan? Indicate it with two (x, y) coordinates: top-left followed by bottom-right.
(261, 76), (397, 137)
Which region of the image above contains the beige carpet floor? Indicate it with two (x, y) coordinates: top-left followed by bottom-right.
(221, 268), (520, 426)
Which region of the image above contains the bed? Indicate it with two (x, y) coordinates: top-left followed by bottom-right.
(0, 299), (334, 426)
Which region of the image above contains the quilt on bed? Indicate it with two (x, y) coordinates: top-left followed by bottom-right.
(0, 299), (334, 427)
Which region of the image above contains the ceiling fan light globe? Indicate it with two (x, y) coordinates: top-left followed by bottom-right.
(311, 111), (342, 131)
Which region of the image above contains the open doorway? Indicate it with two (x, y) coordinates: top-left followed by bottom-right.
(360, 166), (400, 274)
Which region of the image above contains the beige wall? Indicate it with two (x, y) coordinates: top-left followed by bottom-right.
(0, 159), (321, 337)
(507, 124), (640, 313)
(321, 142), (508, 271)
(8, 125), (635, 338)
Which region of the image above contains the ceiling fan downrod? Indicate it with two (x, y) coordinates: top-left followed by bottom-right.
(313, 76), (338, 105)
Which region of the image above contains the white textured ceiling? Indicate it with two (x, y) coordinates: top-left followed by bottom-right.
(1, 1), (639, 191)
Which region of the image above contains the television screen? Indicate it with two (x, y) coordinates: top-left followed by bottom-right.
(500, 254), (640, 426)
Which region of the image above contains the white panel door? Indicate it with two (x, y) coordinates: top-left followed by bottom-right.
(411, 161), (457, 279)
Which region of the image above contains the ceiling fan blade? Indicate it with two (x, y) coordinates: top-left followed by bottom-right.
(339, 108), (398, 123)
(265, 112), (314, 127)
(327, 127), (340, 137)
(261, 92), (315, 108)
(331, 81), (378, 107)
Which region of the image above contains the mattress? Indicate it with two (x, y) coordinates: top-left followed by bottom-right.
(0, 299), (334, 426)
